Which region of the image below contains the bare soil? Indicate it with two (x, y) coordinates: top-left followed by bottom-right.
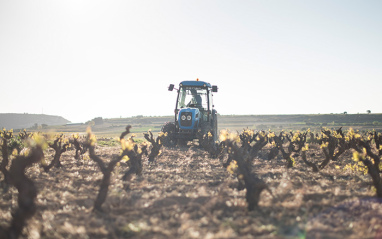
(1, 144), (382, 239)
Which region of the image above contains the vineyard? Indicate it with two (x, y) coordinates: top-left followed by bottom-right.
(1, 126), (382, 238)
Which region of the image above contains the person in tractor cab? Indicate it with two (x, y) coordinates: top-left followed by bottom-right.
(187, 89), (202, 108)
(187, 89), (209, 121)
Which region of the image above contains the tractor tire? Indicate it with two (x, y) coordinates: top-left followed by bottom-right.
(212, 110), (218, 142)
(177, 139), (188, 146)
(161, 122), (177, 147)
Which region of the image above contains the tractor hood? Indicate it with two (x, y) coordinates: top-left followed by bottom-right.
(178, 108), (201, 130)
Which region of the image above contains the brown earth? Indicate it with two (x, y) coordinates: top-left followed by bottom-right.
(1, 143), (382, 239)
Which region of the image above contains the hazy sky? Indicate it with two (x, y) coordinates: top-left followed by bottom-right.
(1, 0), (381, 123)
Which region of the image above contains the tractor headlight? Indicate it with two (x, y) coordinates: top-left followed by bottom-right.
(187, 115), (192, 121)
(181, 115), (186, 121)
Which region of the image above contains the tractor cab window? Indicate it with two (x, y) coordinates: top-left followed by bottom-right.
(177, 87), (208, 110)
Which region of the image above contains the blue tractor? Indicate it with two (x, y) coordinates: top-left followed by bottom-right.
(162, 79), (218, 146)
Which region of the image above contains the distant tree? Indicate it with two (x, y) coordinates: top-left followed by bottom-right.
(344, 111), (347, 115)
(93, 117), (103, 125)
(367, 110), (371, 114)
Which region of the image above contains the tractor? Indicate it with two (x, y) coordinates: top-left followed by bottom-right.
(161, 79), (218, 146)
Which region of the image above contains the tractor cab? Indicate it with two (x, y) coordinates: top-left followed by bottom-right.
(177, 81), (213, 122)
(163, 79), (218, 146)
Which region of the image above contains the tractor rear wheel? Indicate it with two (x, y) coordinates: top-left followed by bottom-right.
(212, 110), (218, 142)
(161, 122), (177, 147)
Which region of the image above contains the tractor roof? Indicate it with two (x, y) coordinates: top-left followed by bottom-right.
(179, 80), (211, 88)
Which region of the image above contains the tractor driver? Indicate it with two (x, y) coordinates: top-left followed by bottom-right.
(187, 89), (208, 121)
(187, 89), (202, 108)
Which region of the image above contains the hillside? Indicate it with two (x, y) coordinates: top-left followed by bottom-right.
(219, 113), (382, 124)
(0, 113), (70, 130)
(218, 113), (382, 131)
(16, 113), (382, 137)
(105, 113), (382, 127)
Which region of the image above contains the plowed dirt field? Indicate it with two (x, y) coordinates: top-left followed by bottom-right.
(1, 144), (382, 238)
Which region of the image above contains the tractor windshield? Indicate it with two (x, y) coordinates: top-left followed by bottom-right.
(177, 87), (208, 110)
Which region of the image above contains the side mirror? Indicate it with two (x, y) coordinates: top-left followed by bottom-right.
(212, 85), (218, 92)
(168, 84), (174, 91)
